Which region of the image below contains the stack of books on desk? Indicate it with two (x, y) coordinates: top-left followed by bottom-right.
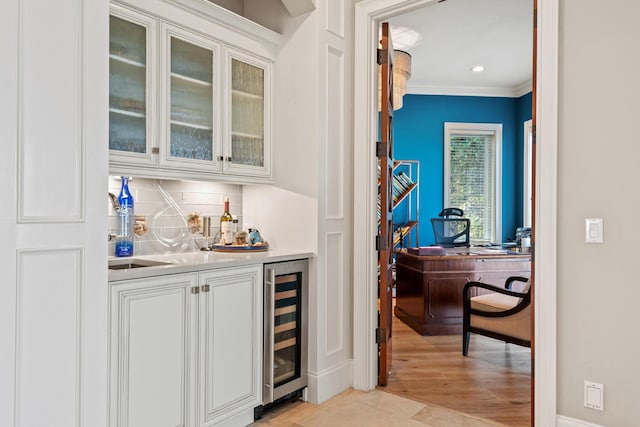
(408, 246), (447, 256)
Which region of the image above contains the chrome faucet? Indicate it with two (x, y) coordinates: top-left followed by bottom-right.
(108, 192), (120, 241)
(108, 192), (120, 211)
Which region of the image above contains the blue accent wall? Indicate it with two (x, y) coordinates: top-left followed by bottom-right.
(394, 93), (532, 246)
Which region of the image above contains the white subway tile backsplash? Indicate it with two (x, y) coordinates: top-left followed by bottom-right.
(108, 176), (242, 255)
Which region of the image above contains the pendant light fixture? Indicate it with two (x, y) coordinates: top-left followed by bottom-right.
(379, 49), (412, 110)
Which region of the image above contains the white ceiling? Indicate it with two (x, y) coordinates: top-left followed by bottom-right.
(388, 0), (533, 97)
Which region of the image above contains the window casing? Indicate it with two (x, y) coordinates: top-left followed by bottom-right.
(523, 119), (533, 228)
(444, 122), (502, 244)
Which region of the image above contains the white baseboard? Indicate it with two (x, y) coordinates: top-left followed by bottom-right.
(306, 360), (352, 404)
(557, 414), (604, 427)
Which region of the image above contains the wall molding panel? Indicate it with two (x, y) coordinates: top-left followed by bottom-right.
(5, 0), (109, 425)
(324, 44), (345, 220)
(15, 248), (83, 427)
(312, 0), (353, 403)
(324, 232), (345, 357)
(326, 0), (345, 38)
(18, 0), (84, 223)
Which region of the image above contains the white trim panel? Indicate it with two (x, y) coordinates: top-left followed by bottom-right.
(18, 0), (83, 222)
(324, 232), (345, 357)
(325, 44), (345, 220)
(326, 0), (345, 38)
(15, 248), (83, 427)
(557, 415), (604, 427)
(306, 359), (352, 405)
(534, 0), (559, 424)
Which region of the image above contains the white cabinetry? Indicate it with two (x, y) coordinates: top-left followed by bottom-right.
(109, 6), (157, 168)
(198, 266), (263, 426)
(224, 48), (271, 177)
(159, 21), (222, 173)
(109, 0), (277, 182)
(109, 265), (262, 427)
(109, 273), (198, 427)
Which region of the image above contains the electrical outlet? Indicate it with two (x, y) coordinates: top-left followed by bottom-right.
(584, 380), (604, 411)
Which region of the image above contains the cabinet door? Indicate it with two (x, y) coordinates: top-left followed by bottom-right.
(224, 48), (271, 177)
(109, 5), (157, 167)
(160, 23), (222, 173)
(110, 274), (198, 427)
(198, 265), (262, 426)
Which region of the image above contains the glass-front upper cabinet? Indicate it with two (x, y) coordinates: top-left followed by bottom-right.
(225, 48), (271, 177)
(109, 6), (156, 167)
(160, 23), (222, 172)
(108, 2), (276, 182)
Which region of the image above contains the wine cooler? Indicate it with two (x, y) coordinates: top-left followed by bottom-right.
(258, 259), (308, 414)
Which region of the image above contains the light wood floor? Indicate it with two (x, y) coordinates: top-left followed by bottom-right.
(380, 310), (532, 426)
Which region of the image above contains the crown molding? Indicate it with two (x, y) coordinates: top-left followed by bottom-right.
(407, 80), (533, 98)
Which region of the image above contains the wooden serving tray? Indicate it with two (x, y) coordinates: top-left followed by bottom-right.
(211, 243), (269, 252)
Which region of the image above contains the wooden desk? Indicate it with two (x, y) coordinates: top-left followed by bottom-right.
(394, 248), (531, 336)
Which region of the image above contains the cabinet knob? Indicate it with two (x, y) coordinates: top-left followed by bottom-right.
(227, 156), (232, 162)
(218, 155), (224, 161)
(151, 147), (160, 155)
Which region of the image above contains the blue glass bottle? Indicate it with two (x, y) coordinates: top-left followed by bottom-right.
(115, 176), (134, 257)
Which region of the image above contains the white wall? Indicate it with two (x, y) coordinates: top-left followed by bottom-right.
(557, 1), (640, 425)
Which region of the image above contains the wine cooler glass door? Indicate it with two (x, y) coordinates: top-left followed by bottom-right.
(264, 260), (308, 404)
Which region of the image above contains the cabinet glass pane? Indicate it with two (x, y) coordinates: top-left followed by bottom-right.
(110, 15), (146, 64)
(109, 15), (147, 153)
(169, 124), (213, 160)
(231, 59), (264, 167)
(169, 37), (214, 161)
(110, 112), (146, 153)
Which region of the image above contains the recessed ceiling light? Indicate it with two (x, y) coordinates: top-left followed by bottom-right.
(472, 65), (485, 73)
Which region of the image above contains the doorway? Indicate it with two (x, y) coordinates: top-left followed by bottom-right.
(352, 0), (559, 424)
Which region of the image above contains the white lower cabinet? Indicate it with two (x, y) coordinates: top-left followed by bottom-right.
(198, 266), (263, 426)
(109, 265), (263, 427)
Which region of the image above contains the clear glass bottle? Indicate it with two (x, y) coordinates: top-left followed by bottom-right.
(220, 197), (233, 245)
(115, 176), (135, 257)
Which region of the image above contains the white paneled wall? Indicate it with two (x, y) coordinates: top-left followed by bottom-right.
(312, 0), (353, 403)
(108, 176), (242, 255)
(2, 0), (110, 425)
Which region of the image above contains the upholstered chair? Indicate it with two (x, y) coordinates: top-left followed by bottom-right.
(462, 276), (531, 356)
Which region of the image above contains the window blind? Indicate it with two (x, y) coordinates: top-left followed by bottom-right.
(449, 134), (496, 241)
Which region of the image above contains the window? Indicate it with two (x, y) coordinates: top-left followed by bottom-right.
(444, 122), (502, 244)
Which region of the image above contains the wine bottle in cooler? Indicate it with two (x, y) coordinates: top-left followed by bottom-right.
(220, 197), (234, 245)
(115, 176), (135, 257)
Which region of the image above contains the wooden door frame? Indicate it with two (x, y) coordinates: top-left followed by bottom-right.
(352, 0), (559, 425)
(377, 23), (395, 386)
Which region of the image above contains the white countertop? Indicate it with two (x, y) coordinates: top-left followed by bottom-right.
(108, 249), (314, 282)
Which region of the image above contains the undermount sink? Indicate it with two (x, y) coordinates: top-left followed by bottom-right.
(108, 258), (173, 270)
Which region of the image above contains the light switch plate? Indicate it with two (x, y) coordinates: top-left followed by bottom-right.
(584, 380), (604, 411)
(585, 218), (603, 243)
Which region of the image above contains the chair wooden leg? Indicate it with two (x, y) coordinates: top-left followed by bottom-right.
(462, 331), (470, 356)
